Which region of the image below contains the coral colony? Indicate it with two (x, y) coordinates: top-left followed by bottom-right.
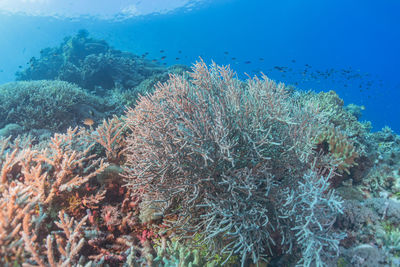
(1, 32), (400, 266)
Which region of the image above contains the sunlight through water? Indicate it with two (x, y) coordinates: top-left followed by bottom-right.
(0, 0), (208, 20)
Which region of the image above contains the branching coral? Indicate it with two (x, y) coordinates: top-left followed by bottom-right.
(90, 115), (126, 163)
(124, 60), (345, 265)
(153, 237), (217, 267)
(0, 126), (120, 266)
(0, 60), (350, 267)
(0, 182), (39, 265)
(282, 166), (346, 266)
(22, 210), (88, 267)
(18, 127), (108, 208)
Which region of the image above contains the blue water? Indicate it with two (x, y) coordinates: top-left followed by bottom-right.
(0, 0), (399, 132)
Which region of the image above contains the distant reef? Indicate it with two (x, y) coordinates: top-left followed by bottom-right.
(7, 29), (189, 136)
(16, 29), (189, 96)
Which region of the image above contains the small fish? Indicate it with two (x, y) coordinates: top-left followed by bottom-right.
(160, 50), (164, 53)
(178, 50), (182, 54)
(259, 58), (264, 61)
(175, 57), (180, 60)
(291, 59), (296, 63)
(244, 61), (251, 64)
(18, 65), (22, 69)
(224, 51), (229, 55)
(83, 118), (94, 127)
(161, 56), (166, 60)
(152, 59), (158, 62)
(231, 57), (236, 60)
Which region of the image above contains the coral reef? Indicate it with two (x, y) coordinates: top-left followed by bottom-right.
(362, 126), (400, 198)
(124, 60), (345, 265)
(314, 126), (360, 187)
(293, 90), (374, 185)
(0, 80), (115, 135)
(16, 30), (190, 99)
(9, 30), (190, 137)
(315, 127), (359, 175)
(0, 37), (399, 265)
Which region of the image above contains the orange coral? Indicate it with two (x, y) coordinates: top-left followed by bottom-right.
(316, 127), (358, 174)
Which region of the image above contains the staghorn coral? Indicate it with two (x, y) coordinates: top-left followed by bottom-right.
(19, 127), (108, 208)
(0, 126), (123, 266)
(90, 115), (127, 164)
(22, 210), (88, 267)
(0, 119), (168, 266)
(283, 167), (346, 266)
(0, 182), (40, 266)
(124, 60), (345, 265)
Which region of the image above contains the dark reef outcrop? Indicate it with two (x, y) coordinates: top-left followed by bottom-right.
(8, 30), (189, 136)
(16, 29), (189, 98)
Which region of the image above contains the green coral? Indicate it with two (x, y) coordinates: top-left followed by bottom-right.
(337, 257), (350, 267)
(375, 222), (400, 265)
(153, 238), (217, 267)
(378, 223), (400, 256)
(191, 233), (239, 266)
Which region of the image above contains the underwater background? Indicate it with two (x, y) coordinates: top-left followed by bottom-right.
(0, 0), (399, 133)
(1, 1), (400, 266)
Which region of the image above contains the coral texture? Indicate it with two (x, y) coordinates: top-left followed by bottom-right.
(2, 58), (396, 266)
(124, 60), (345, 265)
(0, 80), (114, 134)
